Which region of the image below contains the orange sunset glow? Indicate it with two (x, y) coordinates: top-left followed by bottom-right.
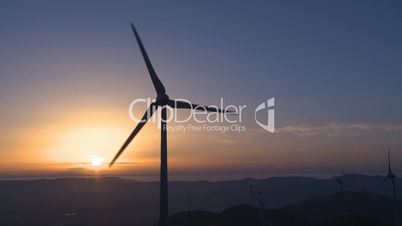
(1, 2), (402, 226)
(0, 1), (401, 182)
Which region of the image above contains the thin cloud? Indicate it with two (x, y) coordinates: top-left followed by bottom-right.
(278, 122), (402, 137)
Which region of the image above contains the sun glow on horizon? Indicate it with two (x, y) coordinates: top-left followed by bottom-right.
(89, 155), (105, 167)
(43, 123), (138, 167)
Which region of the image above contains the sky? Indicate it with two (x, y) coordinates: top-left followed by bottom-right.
(1, 0), (402, 180)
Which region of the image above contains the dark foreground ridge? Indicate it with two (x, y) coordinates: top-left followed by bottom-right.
(162, 192), (398, 226)
(280, 191), (401, 224)
(0, 175), (400, 226)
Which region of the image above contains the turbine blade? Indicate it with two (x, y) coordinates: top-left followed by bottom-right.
(130, 23), (166, 95)
(109, 104), (157, 167)
(168, 99), (235, 113)
(378, 176), (388, 187)
(332, 176), (341, 184)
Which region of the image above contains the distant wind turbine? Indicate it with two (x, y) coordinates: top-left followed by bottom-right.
(109, 23), (233, 226)
(187, 193), (193, 211)
(379, 148), (400, 226)
(249, 181), (255, 206)
(332, 170), (345, 192)
(255, 191), (272, 226)
(255, 192), (265, 226)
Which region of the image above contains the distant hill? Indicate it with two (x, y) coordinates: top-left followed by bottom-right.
(163, 203), (393, 226)
(0, 175), (399, 226)
(280, 191), (401, 224)
(164, 192), (399, 226)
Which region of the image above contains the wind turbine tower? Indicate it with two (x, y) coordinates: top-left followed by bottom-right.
(379, 149), (400, 226)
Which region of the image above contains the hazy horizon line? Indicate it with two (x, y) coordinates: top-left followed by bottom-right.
(0, 172), (388, 183)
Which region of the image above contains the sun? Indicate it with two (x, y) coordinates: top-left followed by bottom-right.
(89, 156), (105, 167)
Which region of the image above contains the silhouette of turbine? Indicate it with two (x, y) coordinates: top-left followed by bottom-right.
(109, 23), (233, 226)
(255, 191), (271, 226)
(379, 148), (400, 226)
(249, 181), (255, 206)
(332, 170), (345, 192)
(187, 193), (193, 211)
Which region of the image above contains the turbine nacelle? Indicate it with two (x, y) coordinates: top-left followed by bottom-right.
(156, 94), (170, 106)
(387, 172), (396, 179)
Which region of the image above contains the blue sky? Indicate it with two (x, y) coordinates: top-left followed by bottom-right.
(1, 0), (402, 179)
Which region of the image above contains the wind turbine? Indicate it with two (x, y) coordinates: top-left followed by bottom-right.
(379, 148), (400, 226)
(249, 181), (255, 206)
(332, 170), (345, 192)
(109, 23), (233, 226)
(187, 193), (193, 211)
(255, 191), (272, 226)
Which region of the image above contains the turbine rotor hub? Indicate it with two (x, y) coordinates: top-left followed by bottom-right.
(156, 94), (170, 106)
(388, 173), (396, 179)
